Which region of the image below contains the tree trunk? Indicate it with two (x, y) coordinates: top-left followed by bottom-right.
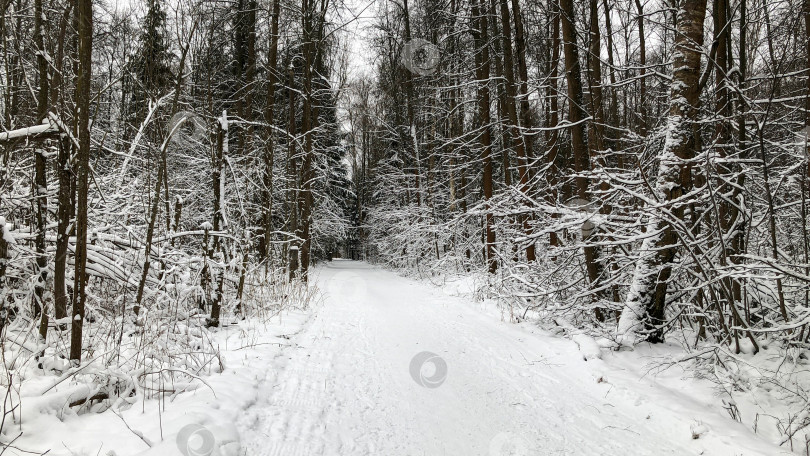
(262, 0), (281, 261)
(601, 0), (619, 165)
(618, 0), (708, 343)
(560, 0), (606, 320)
(473, 0), (497, 274)
(298, 0), (316, 281)
(634, 0), (647, 135)
(208, 114), (228, 327)
(488, 0), (512, 189)
(34, 0), (50, 340)
(401, 0), (422, 208)
(510, 0), (534, 162)
(52, 2), (74, 331)
(286, 66), (298, 280)
(70, 0), (92, 364)
(497, 0), (535, 262)
(547, 0), (560, 247)
(294, 0), (328, 281)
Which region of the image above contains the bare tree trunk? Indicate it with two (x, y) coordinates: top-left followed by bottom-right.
(510, 0), (534, 162)
(261, 0), (281, 261)
(559, 0), (589, 201)
(560, 0), (606, 320)
(473, 0), (496, 274)
(806, 0), (810, 137)
(0, 221), (8, 291)
(497, 0), (534, 262)
(70, 0), (92, 364)
(297, 0), (323, 282)
(634, 0), (647, 135)
(233, 0), (257, 157)
(586, 0), (605, 155)
(34, 0), (50, 340)
(134, 148), (167, 316)
(618, 0), (708, 343)
(52, 1), (74, 331)
(401, 0), (422, 208)
(601, 0), (619, 166)
(488, 0), (512, 189)
(208, 115), (228, 326)
(547, 0), (560, 247)
(286, 66), (298, 280)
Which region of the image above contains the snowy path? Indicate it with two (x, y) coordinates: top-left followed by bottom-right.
(238, 260), (788, 456)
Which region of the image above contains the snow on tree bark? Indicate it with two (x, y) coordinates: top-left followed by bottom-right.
(617, 0), (708, 344)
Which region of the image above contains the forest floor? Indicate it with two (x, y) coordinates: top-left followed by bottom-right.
(236, 260), (789, 456)
(18, 260), (798, 455)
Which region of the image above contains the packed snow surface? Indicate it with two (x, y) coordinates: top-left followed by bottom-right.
(238, 261), (787, 455)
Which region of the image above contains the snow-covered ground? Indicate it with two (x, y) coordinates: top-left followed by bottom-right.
(236, 260), (787, 455)
(16, 260), (798, 455)
(8, 312), (311, 456)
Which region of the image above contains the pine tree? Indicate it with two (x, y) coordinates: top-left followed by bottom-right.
(125, 0), (173, 133)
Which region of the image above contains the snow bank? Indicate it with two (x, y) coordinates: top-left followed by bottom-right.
(7, 311), (312, 456)
(572, 334), (602, 361)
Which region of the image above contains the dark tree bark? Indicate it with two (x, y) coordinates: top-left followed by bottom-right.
(70, 0), (92, 364)
(634, 0), (647, 135)
(560, 0), (606, 320)
(510, 0), (534, 161)
(547, 0), (561, 247)
(286, 66), (298, 280)
(52, 1), (73, 331)
(261, 0), (281, 261)
(401, 0), (421, 208)
(806, 0), (810, 135)
(601, 0), (619, 164)
(473, 0), (496, 274)
(497, 0), (535, 262)
(296, 0), (326, 282)
(34, 0), (50, 340)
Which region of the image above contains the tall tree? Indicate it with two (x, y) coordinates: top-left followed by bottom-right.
(34, 0), (49, 340)
(618, 0), (708, 343)
(473, 0), (497, 274)
(560, 0), (607, 320)
(70, 0), (92, 364)
(126, 0), (173, 132)
(261, 0), (281, 260)
(497, 0), (534, 262)
(52, 0), (74, 332)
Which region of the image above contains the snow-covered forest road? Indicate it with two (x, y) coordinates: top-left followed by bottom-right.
(237, 261), (787, 456)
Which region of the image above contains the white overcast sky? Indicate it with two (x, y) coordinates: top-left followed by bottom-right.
(339, 0), (378, 79)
